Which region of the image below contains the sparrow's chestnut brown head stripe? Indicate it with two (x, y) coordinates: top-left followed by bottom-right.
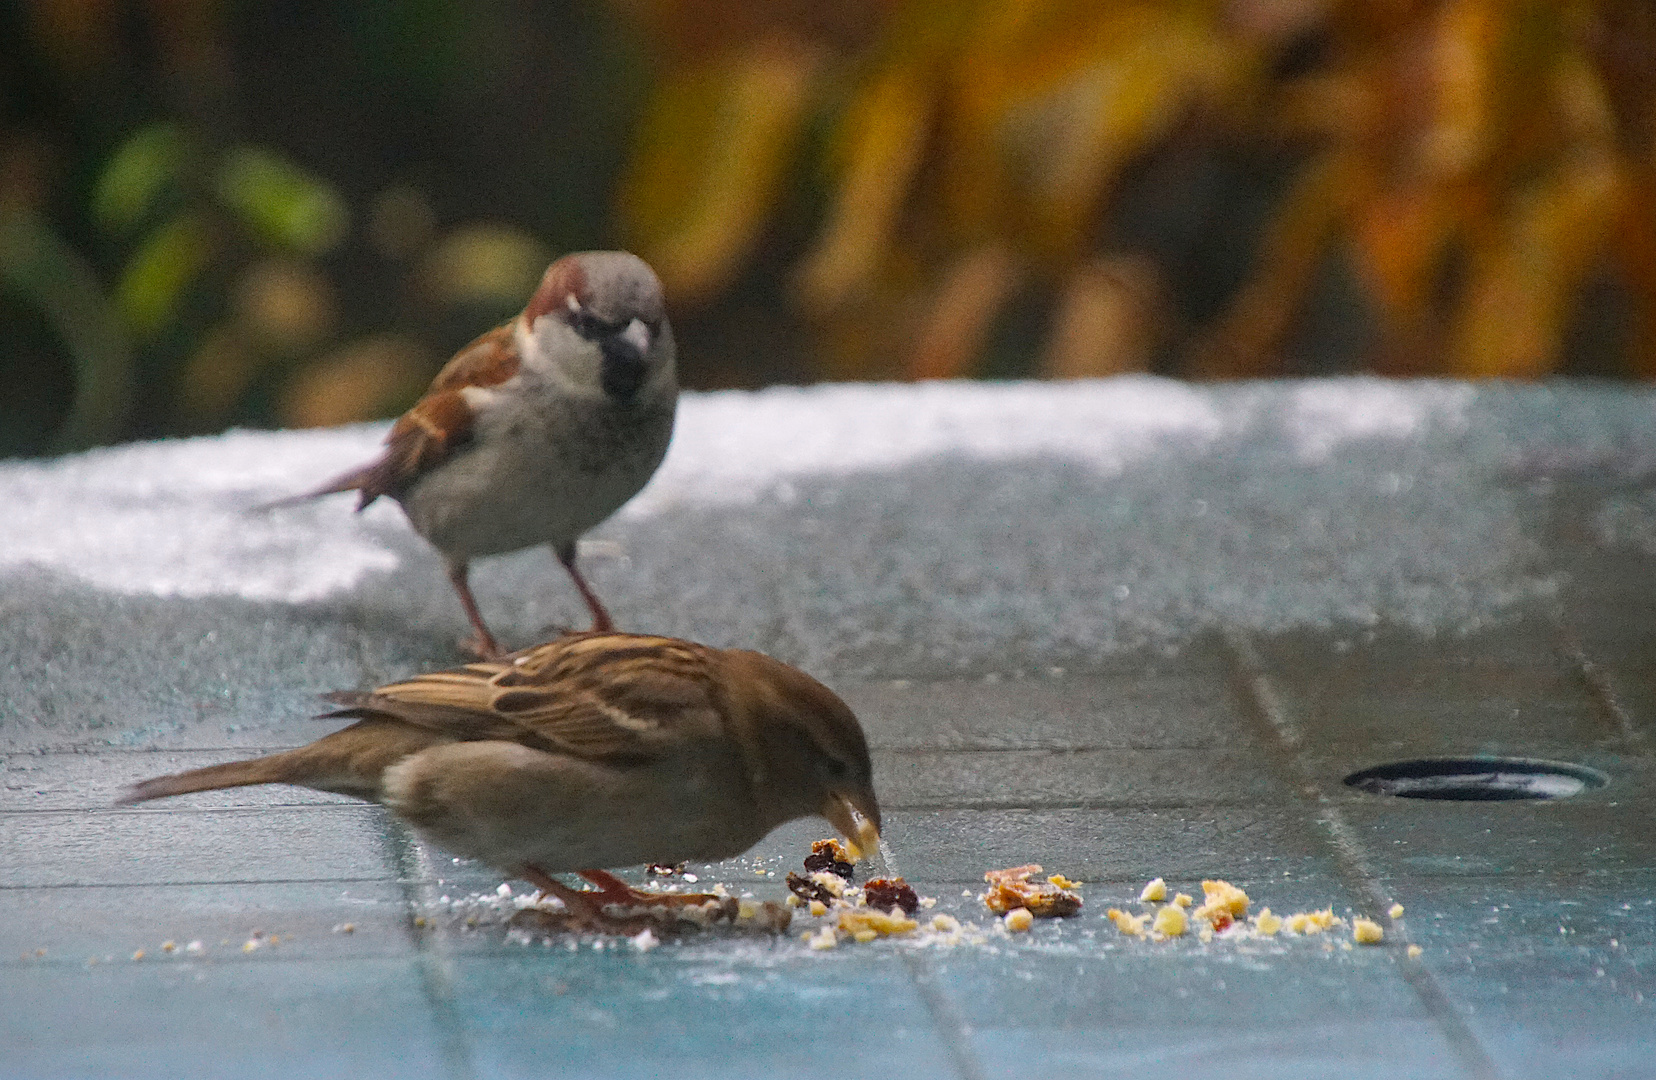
(265, 251), (678, 658)
(118, 633), (883, 893)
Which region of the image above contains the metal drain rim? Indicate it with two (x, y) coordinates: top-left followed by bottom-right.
(1343, 757), (1609, 801)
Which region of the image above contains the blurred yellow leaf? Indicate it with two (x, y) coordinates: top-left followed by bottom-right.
(115, 213), (213, 337)
(621, 36), (820, 306)
(231, 258), (337, 355)
(177, 322), (258, 423)
(1039, 256), (1158, 379)
(1450, 152), (1625, 377)
(907, 242), (1019, 380)
(418, 224), (551, 310)
(278, 334), (433, 429)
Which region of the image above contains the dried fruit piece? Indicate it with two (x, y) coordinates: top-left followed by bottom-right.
(864, 877), (920, 915)
(982, 864), (1082, 917)
(803, 838), (856, 880)
(786, 871), (839, 905)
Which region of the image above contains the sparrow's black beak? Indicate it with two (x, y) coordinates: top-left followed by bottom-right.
(599, 317), (652, 400)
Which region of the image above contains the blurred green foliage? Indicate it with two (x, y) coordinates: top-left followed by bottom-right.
(2, 0), (1653, 457)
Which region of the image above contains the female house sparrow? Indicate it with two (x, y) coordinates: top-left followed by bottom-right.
(118, 633), (882, 924)
(271, 251), (677, 658)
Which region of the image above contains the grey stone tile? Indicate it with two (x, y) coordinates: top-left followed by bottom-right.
(0, 956), (456, 1080)
(0, 881), (413, 967)
(1, 806), (396, 888)
(0, 749), (357, 811)
(839, 662), (1253, 752)
(446, 948), (961, 1080)
(873, 748), (1288, 808)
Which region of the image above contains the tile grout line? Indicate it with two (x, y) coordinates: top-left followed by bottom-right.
(1221, 627), (1504, 1080)
(381, 819), (480, 1080)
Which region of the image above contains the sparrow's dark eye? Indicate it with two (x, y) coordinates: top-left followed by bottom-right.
(567, 305), (621, 342)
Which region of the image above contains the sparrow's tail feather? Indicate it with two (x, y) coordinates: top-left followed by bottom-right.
(116, 719), (449, 806)
(250, 465), (379, 513)
(116, 753), (300, 805)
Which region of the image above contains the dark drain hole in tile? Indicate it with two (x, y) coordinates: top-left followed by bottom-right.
(1343, 758), (1609, 801)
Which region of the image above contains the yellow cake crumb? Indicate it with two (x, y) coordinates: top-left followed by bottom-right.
(852, 928), (878, 943)
(931, 914), (961, 933)
(1173, 893), (1193, 908)
(161, 940), (176, 952)
(1407, 944), (1424, 958)
(1139, 877), (1167, 903)
(806, 926), (838, 950)
(1106, 908), (1148, 936)
(1253, 908), (1282, 936)
(1048, 873), (1080, 890)
(1004, 907), (1035, 933)
(1198, 926), (1214, 943)
(1200, 879), (1250, 917)
(784, 893), (802, 908)
(1388, 902), (1405, 919)
(1152, 904), (1187, 937)
(808, 872), (846, 898)
(808, 899), (828, 918)
(838, 906), (919, 939)
(1353, 918), (1384, 944)
(131, 950), (145, 961)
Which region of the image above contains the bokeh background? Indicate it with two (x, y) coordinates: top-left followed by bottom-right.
(3, 0), (1654, 457)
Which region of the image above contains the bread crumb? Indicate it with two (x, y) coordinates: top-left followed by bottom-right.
(332, 923), (355, 934)
(1139, 877), (1167, 903)
(1048, 873), (1081, 890)
(1106, 908), (1147, 936)
(852, 928), (878, 943)
(1407, 944), (1424, 958)
(185, 940), (205, 955)
(808, 899), (828, 918)
(629, 929), (659, 952)
(1198, 926), (1214, 943)
(784, 894), (802, 908)
(1253, 908), (1282, 936)
(1004, 907), (1035, 933)
(1173, 893), (1192, 908)
(1152, 905), (1187, 937)
(1388, 902), (1405, 919)
(1353, 918), (1384, 944)
(931, 914), (961, 933)
(161, 940), (176, 952)
(920, 895), (937, 909)
(131, 950), (145, 961)
(413, 916), (427, 928)
(806, 926), (838, 950)
(242, 940), (259, 953)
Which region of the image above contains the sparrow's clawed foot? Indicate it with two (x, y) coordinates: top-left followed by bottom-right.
(514, 865), (738, 934)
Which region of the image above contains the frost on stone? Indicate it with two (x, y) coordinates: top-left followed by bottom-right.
(1, 378), (1644, 682)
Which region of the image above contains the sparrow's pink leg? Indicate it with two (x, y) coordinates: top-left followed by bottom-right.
(446, 561), (505, 660)
(577, 868), (729, 909)
(555, 544), (615, 632)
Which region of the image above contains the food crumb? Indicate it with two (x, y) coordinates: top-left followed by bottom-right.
(1388, 902), (1405, 919)
(853, 929), (878, 943)
(1253, 908), (1283, 936)
(185, 940), (205, 955)
(413, 916), (427, 928)
(1139, 877), (1167, 903)
(1106, 908), (1147, 936)
(630, 929), (659, 952)
(332, 923), (355, 934)
(242, 940), (259, 953)
(805, 926), (838, 950)
(1173, 893), (1192, 908)
(1152, 905), (1187, 937)
(1407, 944), (1424, 958)
(1352, 918), (1384, 944)
(864, 877), (920, 915)
(1004, 908), (1034, 933)
(131, 950), (145, 961)
(1198, 926), (1214, 943)
(983, 865), (1082, 917)
(931, 914), (961, 933)
(1048, 873), (1081, 890)
(808, 900), (828, 918)
(161, 941), (176, 952)
(838, 906), (919, 939)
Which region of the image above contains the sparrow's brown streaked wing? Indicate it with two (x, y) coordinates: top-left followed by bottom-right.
(323, 635), (723, 763)
(348, 324), (522, 507)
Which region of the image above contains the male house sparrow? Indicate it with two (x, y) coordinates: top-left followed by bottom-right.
(119, 633), (882, 924)
(272, 251), (677, 658)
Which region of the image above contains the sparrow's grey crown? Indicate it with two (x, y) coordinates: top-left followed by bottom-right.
(557, 251), (673, 404)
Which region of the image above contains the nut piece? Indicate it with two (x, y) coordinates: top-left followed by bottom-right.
(1003, 908), (1035, 933)
(864, 877), (920, 916)
(1352, 918), (1384, 944)
(1139, 877), (1167, 903)
(982, 865), (1082, 917)
(1152, 905), (1187, 937)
